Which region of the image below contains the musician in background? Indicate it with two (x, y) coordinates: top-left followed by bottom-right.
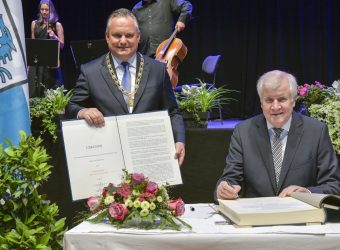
(28, 0), (64, 97)
(132, 0), (192, 57)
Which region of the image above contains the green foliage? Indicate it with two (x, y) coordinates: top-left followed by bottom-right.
(176, 80), (237, 124)
(0, 131), (67, 249)
(308, 97), (340, 155)
(30, 87), (72, 141)
(297, 80), (340, 155)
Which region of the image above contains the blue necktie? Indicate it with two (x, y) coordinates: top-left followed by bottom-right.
(121, 62), (131, 93)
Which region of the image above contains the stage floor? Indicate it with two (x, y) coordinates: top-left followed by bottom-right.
(208, 119), (241, 129)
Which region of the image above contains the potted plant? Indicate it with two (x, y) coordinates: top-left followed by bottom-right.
(175, 80), (237, 128)
(296, 80), (340, 155)
(30, 86), (72, 141)
(0, 131), (67, 249)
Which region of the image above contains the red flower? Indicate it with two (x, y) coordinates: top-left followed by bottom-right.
(116, 183), (131, 198)
(140, 191), (154, 200)
(108, 202), (128, 221)
(102, 188), (109, 197)
(145, 181), (158, 195)
(131, 173), (145, 185)
(169, 198), (185, 216)
(87, 196), (101, 212)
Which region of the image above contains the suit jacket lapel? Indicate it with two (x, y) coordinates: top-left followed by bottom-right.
(277, 112), (303, 190)
(100, 55), (128, 112)
(254, 115), (277, 193)
(133, 54), (149, 109)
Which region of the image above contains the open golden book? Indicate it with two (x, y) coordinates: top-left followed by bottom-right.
(218, 193), (340, 226)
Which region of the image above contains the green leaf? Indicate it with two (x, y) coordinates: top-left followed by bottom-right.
(52, 218), (66, 233)
(87, 210), (108, 223)
(3, 214), (13, 222)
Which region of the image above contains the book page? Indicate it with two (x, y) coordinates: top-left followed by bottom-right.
(62, 117), (125, 201)
(291, 192), (340, 209)
(116, 111), (182, 185)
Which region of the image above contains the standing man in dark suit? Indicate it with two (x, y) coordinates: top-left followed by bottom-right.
(66, 8), (185, 166)
(215, 70), (340, 200)
(132, 0), (192, 57)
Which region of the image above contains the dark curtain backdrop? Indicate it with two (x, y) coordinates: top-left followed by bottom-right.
(23, 0), (340, 118)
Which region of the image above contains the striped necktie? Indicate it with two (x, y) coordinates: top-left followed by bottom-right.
(272, 128), (283, 185)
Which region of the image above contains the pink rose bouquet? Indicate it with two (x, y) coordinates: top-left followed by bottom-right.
(86, 170), (191, 230)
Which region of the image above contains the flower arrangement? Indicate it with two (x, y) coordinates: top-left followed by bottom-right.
(296, 81), (335, 115)
(296, 80), (340, 154)
(176, 80), (236, 125)
(86, 170), (191, 231)
(30, 86), (72, 141)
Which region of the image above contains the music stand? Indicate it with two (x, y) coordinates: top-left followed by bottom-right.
(70, 39), (108, 68)
(26, 38), (59, 97)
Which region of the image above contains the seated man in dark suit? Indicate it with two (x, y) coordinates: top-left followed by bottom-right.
(215, 70), (340, 200)
(66, 8), (185, 166)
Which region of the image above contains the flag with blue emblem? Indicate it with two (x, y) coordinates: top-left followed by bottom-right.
(0, 0), (30, 147)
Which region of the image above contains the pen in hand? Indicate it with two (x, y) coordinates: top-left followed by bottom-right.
(225, 180), (240, 199)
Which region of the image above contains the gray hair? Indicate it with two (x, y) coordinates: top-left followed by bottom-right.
(256, 70), (297, 100)
(106, 8), (140, 33)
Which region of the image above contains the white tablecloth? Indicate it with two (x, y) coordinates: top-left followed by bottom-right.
(63, 204), (340, 250)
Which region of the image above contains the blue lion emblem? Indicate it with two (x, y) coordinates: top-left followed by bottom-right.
(0, 14), (17, 83)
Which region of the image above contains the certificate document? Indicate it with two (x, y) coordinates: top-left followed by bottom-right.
(61, 111), (182, 201)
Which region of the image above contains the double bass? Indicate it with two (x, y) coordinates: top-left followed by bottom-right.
(155, 29), (187, 88)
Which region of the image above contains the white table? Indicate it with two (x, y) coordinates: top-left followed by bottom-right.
(63, 204), (340, 250)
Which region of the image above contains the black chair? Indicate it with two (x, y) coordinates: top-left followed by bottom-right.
(201, 54), (221, 85)
(175, 54), (221, 92)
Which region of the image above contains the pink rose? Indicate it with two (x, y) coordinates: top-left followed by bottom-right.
(168, 198), (185, 216)
(145, 181), (158, 195)
(298, 87), (308, 96)
(108, 202), (128, 221)
(131, 173), (145, 185)
(117, 183), (131, 198)
(87, 196), (101, 212)
(139, 191), (154, 200)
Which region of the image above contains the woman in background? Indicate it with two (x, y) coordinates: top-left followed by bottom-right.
(28, 0), (64, 97)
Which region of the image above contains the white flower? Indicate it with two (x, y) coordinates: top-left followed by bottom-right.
(124, 199), (133, 208)
(332, 80), (340, 95)
(150, 202), (156, 210)
(140, 208), (149, 217)
(156, 196), (163, 202)
(141, 201), (150, 209)
(104, 195), (114, 205)
(133, 199), (141, 208)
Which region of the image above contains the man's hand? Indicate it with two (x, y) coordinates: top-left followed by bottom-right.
(175, 142), (185, 166)
(78, 108), (105, 127)
(217, 181), (241, 200)
(175, 21), (186, 32)
(279, 185), (310, 197)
